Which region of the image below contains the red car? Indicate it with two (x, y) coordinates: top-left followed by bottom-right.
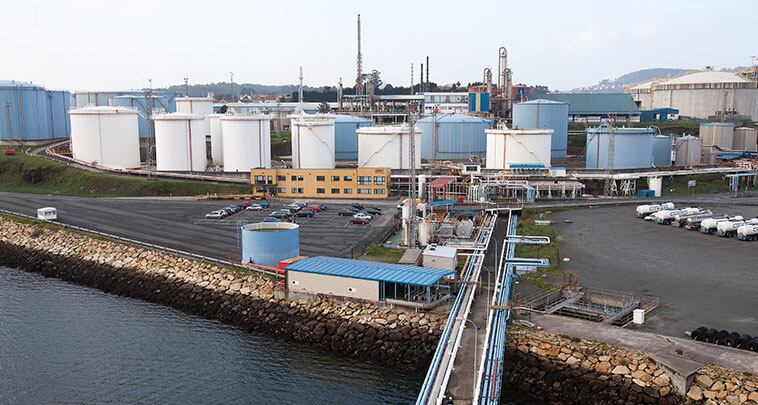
(304, 205), (322, 212)
(350, 217), (369, 225)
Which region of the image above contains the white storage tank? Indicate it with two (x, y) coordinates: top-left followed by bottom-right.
(733, 127), (757, 151)
(485, 127), (553, 169)
(290, 113), (336, 169)
(153, 113), (207, 171)
(220, 114), (271, 172)
(175, 96), (214, 115)
(673, 135), (702, 166)
(357, 124), (422, 169)
(208, 114), (223, 164)
(699, 122), (734, 150)
(69, 106), (140, 169)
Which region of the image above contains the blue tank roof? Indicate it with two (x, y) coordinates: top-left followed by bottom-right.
(334, 114), (372, 123)
(0, 80), (43, 89)
(417, 113), (491, 124)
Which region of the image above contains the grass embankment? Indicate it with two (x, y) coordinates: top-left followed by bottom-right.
(515, 209), (564, 290)
(661, 173), (730, 196)
(360, 243), (406, 264)
(0, 149), (251, 197)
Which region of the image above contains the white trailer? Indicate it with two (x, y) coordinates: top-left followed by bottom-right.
(635, 202), (674, 218)
(655, 207), (700, 225)
(737, 223), (758, 241)
(700, 216), (743, 234)
(717, 218), (758, 237)
(673, 210), (712, 228)
(37, 207), (57, 221)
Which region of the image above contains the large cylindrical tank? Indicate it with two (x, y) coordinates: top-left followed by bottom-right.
(334, 114), (374, 160)
(512, 99), (569, 158)
(69, 106), (140, 169)
(699, 122), (734, 150)
(733, 127), (757, 151)
(416, 114), (491, 160)
(673, 136), (702, 166)
(0, 81), (65, 141)
(485, 127), (553, 169)
(153, 113), (207, 171)
(240, 222), (299, 266)
(48, 90), (72, 139)
(585, 125), (654, 169)
(220, 114), (271, 172)
(358, 125), (421, 169)
(175, 97), (214, 115)
(290, 113), (336, 168)
(652, 135), (672, 167)
(74, 91), (124, 108)
(108, 95), (172, 139)
(208, 114), (223, 164)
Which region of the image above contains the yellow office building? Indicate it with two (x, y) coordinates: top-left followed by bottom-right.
(250, 168), (391, 199)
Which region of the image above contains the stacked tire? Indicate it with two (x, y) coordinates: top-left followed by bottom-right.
(690, 326), (756, 352)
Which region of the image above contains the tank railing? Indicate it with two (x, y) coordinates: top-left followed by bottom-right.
(0, 208), (283, 278)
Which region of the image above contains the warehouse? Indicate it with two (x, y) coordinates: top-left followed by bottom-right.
(0, 80), (71, 142)
(536, 93), (641, 123)
(626, 70), (758, 120)
(285, 256), (454, 307)
(249, 167), (390, 199)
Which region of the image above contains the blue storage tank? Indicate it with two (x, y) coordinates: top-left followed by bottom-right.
(586, 123), (655, 169)
(652, 135), (672, 167)
(241, 222), (300, 267)
(416, 114), (491, 160)
(512, 99), (569, 158)
(0, 80), (71, 141)
(109, 95), (174, 139)
(334, 114), (374, 160)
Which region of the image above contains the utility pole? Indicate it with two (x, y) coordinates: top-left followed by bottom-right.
(407, 98), (418, 248)
(410, 63), (414, 95)
(183, 77), (189, 97)
(229, 71), (234, 102)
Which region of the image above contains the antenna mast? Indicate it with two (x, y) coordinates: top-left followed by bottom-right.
(355, 14), (363, 96)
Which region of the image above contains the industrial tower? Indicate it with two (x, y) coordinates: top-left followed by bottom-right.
(355, 14), (363, 96)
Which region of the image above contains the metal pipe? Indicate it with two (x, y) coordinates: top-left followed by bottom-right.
(498, 47), (507, 93)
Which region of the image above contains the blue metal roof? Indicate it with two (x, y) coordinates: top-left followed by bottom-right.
(285, 256), (454, 286)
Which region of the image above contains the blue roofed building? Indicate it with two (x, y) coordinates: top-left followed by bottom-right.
(285, 256), (454, 308)
(537, 93), (641, 123)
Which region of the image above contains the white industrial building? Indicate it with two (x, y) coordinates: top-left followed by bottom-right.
(422, 245), (457, 271)
(627, 70), (758, 120)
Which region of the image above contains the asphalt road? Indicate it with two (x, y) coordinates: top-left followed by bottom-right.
(0, 192), (397, 262)
(544, 203), (758, 338)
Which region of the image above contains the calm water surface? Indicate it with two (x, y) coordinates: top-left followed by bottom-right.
(0, 267), (422, 404)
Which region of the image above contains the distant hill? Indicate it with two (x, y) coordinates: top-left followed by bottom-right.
(570, 67), (748, 93)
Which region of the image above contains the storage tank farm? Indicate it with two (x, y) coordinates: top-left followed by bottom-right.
(415, 114), (491, 160)
(733, 127), (757, 151)
(673, 135), (702, 166)
(485, 126), (553, 169)
(334, 114), (374, 160)
(153, 113), (207, 171)
(699, 122), (734, 150)
(512, 99), (569, 158)
(1, 80), (71, 141)
(240, 222), (300, 267)
(357, 124), (422, 169)
(208, 114), (224, 164)
(220, 114), (272, 172)
(69, 106), (141, 169)
(290, 113), (336, 169)
(108, 95), (172, 139)
(586, 124), (655, 169)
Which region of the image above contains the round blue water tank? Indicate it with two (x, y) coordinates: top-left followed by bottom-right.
(513, 99), (569, 159)
(652, 135), (672, 167)
(334, 114), (374, 160)
(0, 80), (71, 141)
(416, 114), (492, 160)
(241, 222), (300, 267)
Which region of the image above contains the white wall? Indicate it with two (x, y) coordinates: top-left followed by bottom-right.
(287, 271), (378, 301)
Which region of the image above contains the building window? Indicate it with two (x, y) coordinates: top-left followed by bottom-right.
(256, 186), (266, 192)
(343, 188), (353, 194)
(291, 188), (298, 193)
(267, 175), (273, 183)
(357, 188), (371, 194)
(357, 176), (371, 185)
(298, 188), (304, 193)
(373, 189), (385, 194)
(291, 175), (298, 181)
(316, 176), (325, 181)
(316, 188), (325, 194)
(278, 188), (286, 193)
(298, 176), (304, 181)
(254, 175), (265, 184)
(373, 176), (385, 185)
(331, 188), (340, 194)
(331, 175), (340, 181)
(343, 175), (353, 181)
(277, 175), (286, 181)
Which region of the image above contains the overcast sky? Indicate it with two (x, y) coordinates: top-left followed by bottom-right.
(3, 0), (755, 92)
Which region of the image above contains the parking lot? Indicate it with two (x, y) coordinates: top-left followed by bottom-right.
(542, 203), (758, 338)
(0, 192), (397, 262)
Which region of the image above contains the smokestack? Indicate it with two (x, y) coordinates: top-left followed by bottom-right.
(420, 63), (424, 93)
(426, 56), (429, 92)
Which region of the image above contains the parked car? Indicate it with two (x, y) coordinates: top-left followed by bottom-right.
(205, 211), (226, 219)
(243, 201), (253, 207)
(350, 217), (370, 225)
(270, 211), (291, 219)
(351, 204), (365, 210)
(365, 208), (382, 215)
(296, 209), (315, 217)
(246, 204), (262, 211)
(317, 204), (328, 211)
(304, 205), (322, 212)
(284, 204), (301, 213)
(338, 209), (356, 216)
(263, 216), (285, 222)
(256, 201), (270, 208)
(353, 212), (373, 221)
(368, 206), (382, 211)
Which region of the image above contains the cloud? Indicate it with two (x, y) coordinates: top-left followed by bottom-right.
(632, 24), (659, 39)
(565, 29), (621, 51)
